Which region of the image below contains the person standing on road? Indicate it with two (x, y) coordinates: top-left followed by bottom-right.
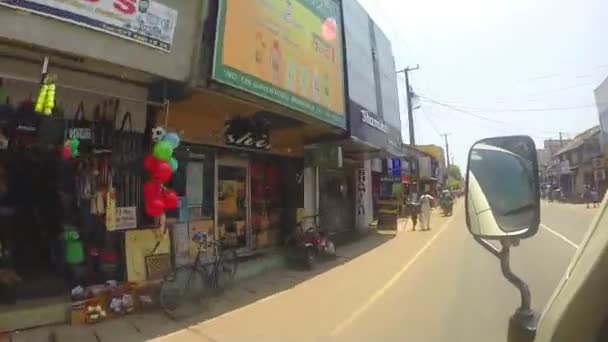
(419, 191), (434, 231)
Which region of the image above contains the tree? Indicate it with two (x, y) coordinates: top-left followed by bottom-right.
(448, 165), (463, 181)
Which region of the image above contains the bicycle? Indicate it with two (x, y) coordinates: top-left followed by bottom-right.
(159, 232), (238, 317)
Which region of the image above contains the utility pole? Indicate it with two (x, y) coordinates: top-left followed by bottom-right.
(559, 132), (564, 146)
(396, 65), (420, 194)
(442, 133), (451, 168)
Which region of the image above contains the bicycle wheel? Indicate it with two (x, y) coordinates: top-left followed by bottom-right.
(160, 266), (206, 316)
(214, 249), (238, 289)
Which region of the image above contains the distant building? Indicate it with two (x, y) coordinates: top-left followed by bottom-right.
(594, 76), (608, 153)
(551, 126), (604, 198)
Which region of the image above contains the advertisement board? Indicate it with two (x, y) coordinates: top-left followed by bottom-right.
(0, 0), (178, 52)
(212, 0), (346, 128)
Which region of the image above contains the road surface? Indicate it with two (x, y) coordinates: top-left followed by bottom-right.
(152, 201), (599, 342)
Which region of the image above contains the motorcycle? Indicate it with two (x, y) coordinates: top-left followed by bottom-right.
(441, 201), (453, 216)
(285, 216), (336, 269)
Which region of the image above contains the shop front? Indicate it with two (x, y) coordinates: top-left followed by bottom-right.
(161, 0), (349, 259)
(0, 0), (207, 330)
(0, 53), (166, 330)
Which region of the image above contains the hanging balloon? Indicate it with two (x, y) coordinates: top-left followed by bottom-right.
(62, 146), (72, 160)
(144, 180), (162, 201)
(71, 149), (79, 158)
(71, 138), (80, 150)
(143, 155), (158, 172)
(163, 132), (181, 148)
(145, 198), (165, 217)
(163, 190), (179, 210)
(153, 140), (173, 161)
(169, 158), (178, 172)
(153, 161), (173, 182)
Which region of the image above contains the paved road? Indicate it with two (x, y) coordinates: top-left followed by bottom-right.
(153, 201), (600, 342)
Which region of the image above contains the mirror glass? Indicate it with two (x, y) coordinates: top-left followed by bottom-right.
(465, 136), (540, 239)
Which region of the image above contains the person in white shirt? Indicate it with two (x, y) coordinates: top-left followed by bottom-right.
(419, 192), (435, 231)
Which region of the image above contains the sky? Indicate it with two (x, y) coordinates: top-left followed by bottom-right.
(356, 0), (608, 170)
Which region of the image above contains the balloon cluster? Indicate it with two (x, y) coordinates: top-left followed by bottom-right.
(62, 138), (80, 160)
(143, 128), (181, 217)
(35, 75), (56, 116)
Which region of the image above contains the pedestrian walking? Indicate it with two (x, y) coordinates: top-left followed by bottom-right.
(591, 188), (600, 208)
(419, 192), (434, 231)
(584, 185), (592, 209)
(407, 198), (420, 231)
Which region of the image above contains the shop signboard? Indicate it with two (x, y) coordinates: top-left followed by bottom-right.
(0, 0), (178, 52)
(212, 0), (346, 128)
(113, 206), (138, 230)
(224, 117), (270, 150)
(348, 100), (401, 155)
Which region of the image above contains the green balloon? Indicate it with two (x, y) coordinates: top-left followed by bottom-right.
(71, 138), (80, 149)
(153, 140), (173, 161)
(169, 158), (178, 171)
(72, 149), (79, 158)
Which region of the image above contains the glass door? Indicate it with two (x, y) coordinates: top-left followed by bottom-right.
(216, 157), (250, 249)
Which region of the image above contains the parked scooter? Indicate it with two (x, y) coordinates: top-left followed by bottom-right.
(285, 215), (336, 269)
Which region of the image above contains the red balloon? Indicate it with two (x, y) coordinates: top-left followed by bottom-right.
(145, 198), (165, 217)
(144, 180), (162, 201)
(62, 146), (72, 160)
(153, 161), (173, 182)
(163, 190), (179, 210)
(144, 155), (158, 172)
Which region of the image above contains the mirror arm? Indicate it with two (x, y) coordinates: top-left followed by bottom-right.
(499, 238), (531, 312)
(473, 236), (501, 258)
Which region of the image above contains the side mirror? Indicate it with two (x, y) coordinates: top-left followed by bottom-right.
(465, 136), (540, 239)
(465, 135), (540, 342)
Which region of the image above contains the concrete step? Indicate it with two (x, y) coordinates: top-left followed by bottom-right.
(0, 296), (69, 331)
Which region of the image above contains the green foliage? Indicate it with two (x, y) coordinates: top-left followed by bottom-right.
(448, 165), (463, 181)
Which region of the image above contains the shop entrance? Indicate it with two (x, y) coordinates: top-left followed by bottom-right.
(217, 157), (250, 249)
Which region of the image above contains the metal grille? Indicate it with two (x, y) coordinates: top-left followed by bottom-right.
(145, 253), (171, 280)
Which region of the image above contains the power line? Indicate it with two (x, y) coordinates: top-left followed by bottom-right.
(416, 99), (600, 113)
(419, 96), (561, 137)
(420, 107), (443, 138)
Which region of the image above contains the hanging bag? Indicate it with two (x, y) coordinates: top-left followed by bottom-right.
(94, 99), (118, 149)
(68, 101), (94, 148)
(13, 98), (40, 145)
(38, 101), (66, 146)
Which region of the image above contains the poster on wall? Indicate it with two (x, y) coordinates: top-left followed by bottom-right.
(212, 0), (346, 128)
(0, 0), (178, 52)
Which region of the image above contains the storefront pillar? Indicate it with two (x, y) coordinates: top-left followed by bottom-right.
(355, 160), (373, 231)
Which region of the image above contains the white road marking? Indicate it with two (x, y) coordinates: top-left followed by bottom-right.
(541, 224), (578, 249)
(330, 214), (457, 336)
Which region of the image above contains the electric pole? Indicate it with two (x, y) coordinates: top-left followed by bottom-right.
(396, 65), (420, 194)
(442, 133), (451, 168)
(559, 132), (564, 146)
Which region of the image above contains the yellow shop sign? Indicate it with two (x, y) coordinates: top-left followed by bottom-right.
(212, 0), (346, 128)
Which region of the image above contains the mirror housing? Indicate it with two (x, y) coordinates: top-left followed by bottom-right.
(465, 136), (540, 240)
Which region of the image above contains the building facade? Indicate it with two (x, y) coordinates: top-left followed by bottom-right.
(0, 0), (405, 330)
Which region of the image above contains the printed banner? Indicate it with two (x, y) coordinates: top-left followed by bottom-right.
(0, 0), (178, 52)
(213, 0), (346, 128)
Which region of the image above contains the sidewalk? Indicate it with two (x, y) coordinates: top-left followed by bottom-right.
(6, 229), (399, 342)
